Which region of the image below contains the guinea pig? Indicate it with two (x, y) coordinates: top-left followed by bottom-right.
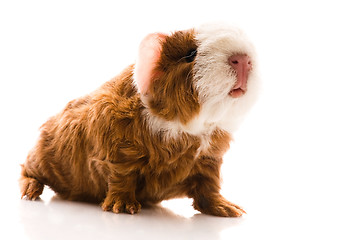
(20, 23), (258, 217)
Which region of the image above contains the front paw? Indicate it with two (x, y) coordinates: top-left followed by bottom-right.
(193, 195), (246, 217)
(101, 195), (141, 215)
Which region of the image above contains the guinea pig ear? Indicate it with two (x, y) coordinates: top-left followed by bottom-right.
(134, 33), (167, 95)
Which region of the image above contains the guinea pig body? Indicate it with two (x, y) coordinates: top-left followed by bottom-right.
(20, 24), (258, 217)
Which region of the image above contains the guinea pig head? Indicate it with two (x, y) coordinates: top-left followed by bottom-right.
(134, 24), (258, 133)
(134, 30), (200, 125)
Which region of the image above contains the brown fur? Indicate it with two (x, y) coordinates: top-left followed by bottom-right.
(20, 30), (246, 217)
(149, 30), (200, 124)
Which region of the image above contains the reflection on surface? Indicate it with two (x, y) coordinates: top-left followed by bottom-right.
(18, 194), (244, 240)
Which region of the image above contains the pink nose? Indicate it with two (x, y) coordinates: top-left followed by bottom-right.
(228, 54), (252, 73)
(228, 54), (252, 92)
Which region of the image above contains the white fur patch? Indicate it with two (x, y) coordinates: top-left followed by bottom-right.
(142, 107), (214, 159)
(192, 23), (259, 134)
(143, 23), (259, 141)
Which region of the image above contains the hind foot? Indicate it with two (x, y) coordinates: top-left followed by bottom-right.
(20, 177), (44, 200)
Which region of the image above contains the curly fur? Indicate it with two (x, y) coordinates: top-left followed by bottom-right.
(20, 25), (256, 217)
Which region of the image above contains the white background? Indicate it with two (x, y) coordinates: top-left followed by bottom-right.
(1, 0), (360, 239)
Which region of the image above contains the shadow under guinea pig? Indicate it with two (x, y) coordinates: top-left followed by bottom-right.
(19, 195), (245, 240)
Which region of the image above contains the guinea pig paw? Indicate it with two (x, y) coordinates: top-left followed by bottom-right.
(214, 201), (246, 217)
(102, 196), (141, 214)
(20, 177), (44, 201)
(194, 195), (246, 217)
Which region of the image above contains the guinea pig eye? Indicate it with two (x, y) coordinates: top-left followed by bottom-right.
(184, 49), (197, 63)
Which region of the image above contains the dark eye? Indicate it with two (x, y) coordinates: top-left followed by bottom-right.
(184, 49), (197, 63)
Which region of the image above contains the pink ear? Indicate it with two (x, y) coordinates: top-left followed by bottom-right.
(134, 33), (167, 95)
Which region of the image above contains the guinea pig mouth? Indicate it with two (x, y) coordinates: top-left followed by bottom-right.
(229, 87), (246, 98)
(229, 74), (247, 98)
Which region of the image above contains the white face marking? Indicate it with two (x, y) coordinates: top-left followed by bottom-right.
(143, 24), (259, 141)
(191, 23), (259, 133)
